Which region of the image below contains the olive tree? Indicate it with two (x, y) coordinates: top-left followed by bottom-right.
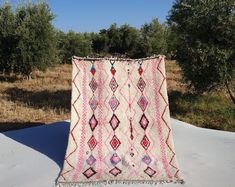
(168, 0), (235, 103)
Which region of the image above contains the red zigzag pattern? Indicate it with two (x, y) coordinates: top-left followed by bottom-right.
(59, 59), (81, 181)
(157, 58), (180, 178)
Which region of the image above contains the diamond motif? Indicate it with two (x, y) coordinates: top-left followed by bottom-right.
(144, 166), (156, 178)
(90, 66), (96, 76)
(109, 167), (122, 176)
(139, 114), (149, 130)
(138, 67), (143, 75)
(109, 77), (118, 92)
(137, 95), (148, 111)
(87, 135), (97, 150)
(83, 167), (97, 178)
(89, 96), (98, 111)
(89, 78), (98, 92)
(109, 114), (120, 131)
(110, 67), (116, 76)
(141, 135), (150, 150)
(137, 77), (146, 92)
(109, 95), (120, 111)
(142, 154), (152, 165)
(110, 135), (121, 150)
(110, 153), (121, 165)
(89, 114), (98, 131)
(86, 155), (96, 165)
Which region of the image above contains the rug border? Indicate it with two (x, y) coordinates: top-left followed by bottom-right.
(55, 179), (185, 187)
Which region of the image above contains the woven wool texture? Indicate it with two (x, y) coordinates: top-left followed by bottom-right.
(57, 56), (183, 186)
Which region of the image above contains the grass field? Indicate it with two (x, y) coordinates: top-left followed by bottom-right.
(0, 61), (234, 132)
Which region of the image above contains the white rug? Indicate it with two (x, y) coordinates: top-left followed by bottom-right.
(57, 56), (183, 186)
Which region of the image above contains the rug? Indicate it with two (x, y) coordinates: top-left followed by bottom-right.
(56, 56), (184, 186)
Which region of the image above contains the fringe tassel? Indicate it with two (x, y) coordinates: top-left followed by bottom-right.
(54, 179), (185, 187)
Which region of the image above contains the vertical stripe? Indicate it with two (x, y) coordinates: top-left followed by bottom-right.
(59, 59), (81, 181)
(73, 62), (88, 180)
(96, 61), (103, 179)
(151, 59), (173, 180)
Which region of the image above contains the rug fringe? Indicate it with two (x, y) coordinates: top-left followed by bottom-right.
(55, 179), (185, 187)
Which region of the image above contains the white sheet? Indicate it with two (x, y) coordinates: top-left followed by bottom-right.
(0, 119), (234, 187)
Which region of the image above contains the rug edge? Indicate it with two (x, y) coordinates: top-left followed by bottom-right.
(54, 179), (185, 187)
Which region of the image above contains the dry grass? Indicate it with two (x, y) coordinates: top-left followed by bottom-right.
(165, 60), (186, 92)
(0, 61), (234, 132)
(0, 64), (72, 131)
(165, 61), (234, 132)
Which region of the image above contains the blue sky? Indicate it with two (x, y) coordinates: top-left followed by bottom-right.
(7, 0), (175, 33)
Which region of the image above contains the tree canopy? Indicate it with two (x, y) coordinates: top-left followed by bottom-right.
(0, 2), (57, 77)
(168, 0), (235, 103)
(0, 0), (170, 70)
(56, 31), (92, 64)
(91, 19), (169, 58)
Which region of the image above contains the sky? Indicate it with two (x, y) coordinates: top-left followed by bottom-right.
(7, 0), (175, 33)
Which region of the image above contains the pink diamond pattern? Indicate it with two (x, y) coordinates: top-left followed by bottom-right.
(109, 167), (122, 176)
(87, 135), (97, 150)
(142, 154), (152, 165)
(89, 114), (98, 131)
(89, 77), (98, 92)
(109, 114), (120, 131)
(137, 95), (148, 111)
(139, 114), (149, 130)
(109, 95), (120, 111)
(137, 77), (146, 92)
(89, 96), (98, 111)
(83, 167), (97, 178)
(144, 166), (156, 178)
(110, 153), (121, 165)
(141, 135), (150, 150)
(110, 135), (121, 150)
(109, 77), (118, 92)
(86, 155), (96, 165)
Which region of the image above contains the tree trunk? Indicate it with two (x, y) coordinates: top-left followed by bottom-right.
(225, 80), (235, 104)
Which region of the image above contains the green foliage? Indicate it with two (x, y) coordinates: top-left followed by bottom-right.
(0, 1), (57, 77)
(0, 3), (17, 74)
(168, 0), (235, 95)
(165, 27), (178, 59)
(91, 29), (109, 55)
(91, 24), (140, 58)
(140, 18), (169, 56)
(57, 31), (92, 63)
(91, 20), (169, 58)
